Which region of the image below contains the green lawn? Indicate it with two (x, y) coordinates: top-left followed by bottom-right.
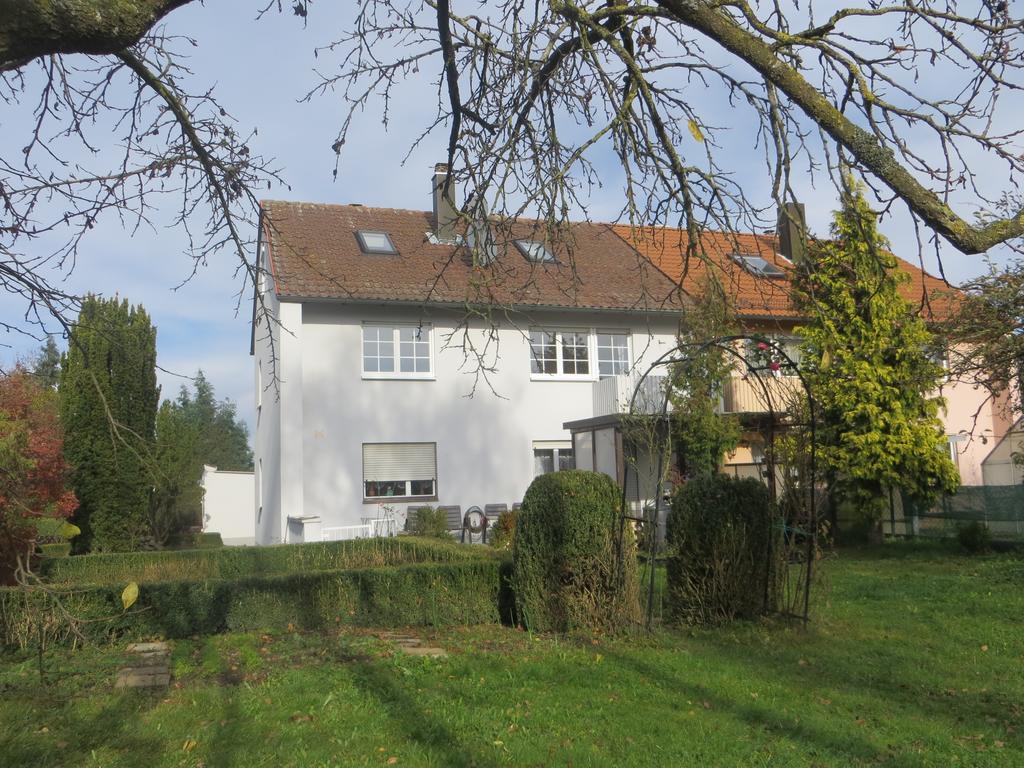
(2, 543), (1021, 767)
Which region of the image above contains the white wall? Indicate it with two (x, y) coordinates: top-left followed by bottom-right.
(273, 301), (678, 531)
(254, 268), (285, 544)
(201, 465), (256, 545)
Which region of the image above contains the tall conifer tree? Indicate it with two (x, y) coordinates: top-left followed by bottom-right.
(793, 178), (958, 534)
(60, 296), (159, 552)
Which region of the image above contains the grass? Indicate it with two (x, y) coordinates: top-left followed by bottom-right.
(1, 541), (1022, 767)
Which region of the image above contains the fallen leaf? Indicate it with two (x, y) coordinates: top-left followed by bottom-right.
(981, 644), (989, 652)
(387, 758), (398, 765)
(121, 582), (139, 611)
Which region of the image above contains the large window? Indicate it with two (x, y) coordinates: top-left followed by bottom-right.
(362, 442), (437, 500)
(596, 332), (630, 377)
(362, 324), (432, 378)
(533, 441), (576, 476)
(530, 329), (590, 377)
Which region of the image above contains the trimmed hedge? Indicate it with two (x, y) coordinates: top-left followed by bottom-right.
(40, 536), (486, 586)
(1, 559), (513, 648)
(512, 470), (640, 633)
(666, 474), (781, 625)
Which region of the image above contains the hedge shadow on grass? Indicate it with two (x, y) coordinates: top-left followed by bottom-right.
(601, 647), (891, 764)
(347, 658), (503, 768)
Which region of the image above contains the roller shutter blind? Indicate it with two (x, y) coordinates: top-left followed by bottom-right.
(363, 443), (436, 481)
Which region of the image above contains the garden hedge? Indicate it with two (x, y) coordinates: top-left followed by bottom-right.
(512, 470), (640, 633)
(39, 536), (484, 586)
(1, 559), (514, 649)
(666, 473), (781, 625)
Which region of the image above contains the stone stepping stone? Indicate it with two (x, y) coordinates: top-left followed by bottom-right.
(377, 632), (447, 658)
(116, 641), (172, 689)
(401, 646), (447, 658)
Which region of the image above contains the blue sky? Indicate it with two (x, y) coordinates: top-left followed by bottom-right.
(0, 3), (1016, 439)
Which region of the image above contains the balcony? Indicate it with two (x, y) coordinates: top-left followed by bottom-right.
(592, 373), (672, 417)
(721, 374), (802, 415)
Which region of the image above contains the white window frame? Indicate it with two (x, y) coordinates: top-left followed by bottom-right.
(595, 330), (632, 379)
(533, 440), (576, 476)
(361, 323), (435, 380)
(532, 327), (626, 382)
(362, 442), (438, 501)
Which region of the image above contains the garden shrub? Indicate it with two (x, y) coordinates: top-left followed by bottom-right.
(957, 521), (992, 554)
(407, 506), (449, 539)
(1, 560), (507, 648)
(37, 543), (71, 558)
(512, 470), (640, 633)
(488, 509), (518, 551)
(666, 474), (781, 625)
(39, 536), (482, 586)
(193, 532), (224, 549)
(663, 475), (782, 626)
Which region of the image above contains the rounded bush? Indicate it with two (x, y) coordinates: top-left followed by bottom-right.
(666, 473), (780, 624)
(957, 521), (992, 553)
(512, 470), (640, 633)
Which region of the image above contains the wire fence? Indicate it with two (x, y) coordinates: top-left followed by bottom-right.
(884, 485), (1024, 542)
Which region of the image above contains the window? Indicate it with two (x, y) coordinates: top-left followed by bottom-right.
(355, 230), (398, 255)
(731, 253), (785, 278)
(515, 240), (556, 263)
(596, 332), (630, 377)
(533, 442), (575, 476)
(362, 324), (432, 378)
(363, 443), (437, 499)
(530, 329), (590, 377)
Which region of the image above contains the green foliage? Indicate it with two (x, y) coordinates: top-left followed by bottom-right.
(37, 542), (71, 558)
(957, 521), (993, 553)
(512, 470), (640, 633)
(59, 295), (159, 552)
(666, 474), (781, 625)
(39, 536), (488, 586)
(150, 370), (253, 546)
(488, 508), (518, 551)
(31, 336), (61, 390)
(1, 560), (506, 647)
(671, 278), (741, 477)
(406, 506), (449, 539)
(194, 532), (223, 549)
(792, 177), (959, 525)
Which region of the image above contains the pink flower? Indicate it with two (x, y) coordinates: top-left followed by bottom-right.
(769, 361), (781, 371)
(757, 341), (769, 351)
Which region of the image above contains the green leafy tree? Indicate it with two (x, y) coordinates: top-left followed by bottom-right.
(150, 371), (252, 545)
(671, 280), (741, 478)
(31, 336), (62, 390)
(59, 296), (159, 552)
(793, 178), (959, 534)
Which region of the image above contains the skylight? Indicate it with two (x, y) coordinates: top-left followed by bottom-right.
(355, 230), (398, 255)
(732, 253), (785, 278)
(515, 240), (556, 263)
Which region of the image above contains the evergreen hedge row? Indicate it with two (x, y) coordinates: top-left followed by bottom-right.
(512, 470), (640, 633)
(2, 559), (513, 648)
(39, 536), (484, 586)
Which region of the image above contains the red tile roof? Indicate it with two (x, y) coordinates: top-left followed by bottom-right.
(612, 224), (959, 322)
(260, 201), (685, 314)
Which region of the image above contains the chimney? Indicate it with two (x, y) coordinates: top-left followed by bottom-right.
(432, 163), (458, 242)
(777, 202), (807, 263)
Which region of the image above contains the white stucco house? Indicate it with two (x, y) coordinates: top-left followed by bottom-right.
(251, 167), (1019, 546)
(251, 165), (685, 545)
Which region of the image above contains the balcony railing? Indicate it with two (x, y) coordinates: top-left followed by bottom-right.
(593, 373), (671, 417)
(721, 374), (802, 414)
